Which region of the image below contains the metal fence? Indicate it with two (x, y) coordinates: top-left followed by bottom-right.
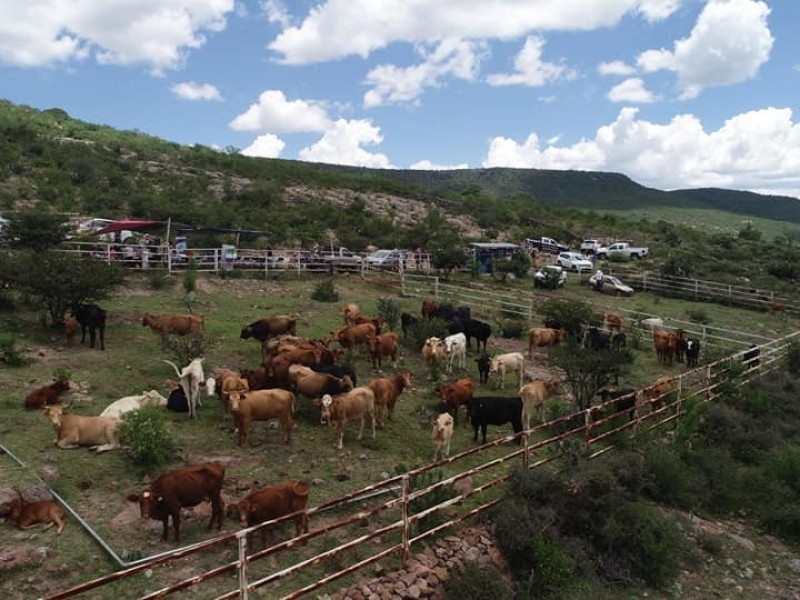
(39, 331), (797, 600)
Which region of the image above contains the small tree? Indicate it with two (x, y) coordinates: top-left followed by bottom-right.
(1, 209), (71, 252)
(539, 299), (599, 339)
(430, 246), (467, 280)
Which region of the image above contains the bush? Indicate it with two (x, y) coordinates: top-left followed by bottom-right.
(0, 333), (27, 366)
(442, 562), (513, 600)
(311, 278), (339, 302)
(118, 406), (176, 466)
(147, 270), (170, 290)
(498, 319), (525, 339)
(686, 308), (711, 324)
(404, 317), (449, 351)
(165, 331), (220, 366)
(376, 298), (400, 332)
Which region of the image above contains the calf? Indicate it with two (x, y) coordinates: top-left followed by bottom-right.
(228, 389), (295, 446)
(686, 338), (701, 368)
(100, 390), (168, 418)
(318, 387), (376, 450)
(24, 378), (70, 410)
(443, 332), (467, 374)
(674, 329), (688, 363)
(400, 312), (419, 337)
(8, 496), (66, 534)
(421, 299), (437, 319)
(475, 353), (491, 385)
(367, 331), (400, 371)
(438, 378), (475, 425)
(743, 344), (761, 369)
(604, 313), (623, 332)
(143, 312), (204, 348)
(368, 372), (413, 427)
(519, 380), (560, 429)
(431, 413), (455, 461)
(238, 480), (311, 548)
(653, 329), (677, 366)
(136, 462), (225, 542)
(468, 396), (524, 445)
(167, 386), (189, 412)
(70, 303), (106, 350)
(489, 352), (524, 390)
(342, 303), (361, 325)
(464, 318), (491, 353)
(64, 315), (79, 347)
(43, 405), (120, 452)
(642, 375), (674, 411)
(584, 327), (611, 351)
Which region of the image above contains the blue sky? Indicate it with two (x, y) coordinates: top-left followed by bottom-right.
(2, 0), (800, 199)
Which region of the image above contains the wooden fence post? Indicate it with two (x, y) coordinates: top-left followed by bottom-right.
(401, 474), (411, 566)
(237, 531), (250, 600)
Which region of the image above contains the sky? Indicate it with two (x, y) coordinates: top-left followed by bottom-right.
(2, 0), (800, 200)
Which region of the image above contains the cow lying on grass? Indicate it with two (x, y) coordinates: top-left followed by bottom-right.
(8, 496), (66, 534)
(99, 390), (168, 418)
(43, 405), (121, 452)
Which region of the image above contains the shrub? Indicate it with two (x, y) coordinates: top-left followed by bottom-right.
(146, 270), (169, 290)
(442, 562), (513, 600)
(0, 333), (27, 366)
(165, 331), (220, 366)
(311, 278), (339, 302)
(118, 406), (176, 466)
(376, 298), (400, 332)
(404, 317), (449, 351)
(686, 308), (711, 324)
(498, 319), (525, 339)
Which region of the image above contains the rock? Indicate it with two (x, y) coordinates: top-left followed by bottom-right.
(0, 488), (19, 516)
(19, 486), (53, 503)
(788, 559), (800, 573)
(39, 466), (60, 481)
(407, 585), (421, 599)
(728, 533), (756, 552)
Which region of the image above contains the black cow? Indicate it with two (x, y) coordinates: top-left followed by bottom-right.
(674, 330), (688, 363)
(433, 302), (456, 322)
(611, 332), (626, 350)
(447, 316), (465, 336)
(475, 353), (491, 384)
(167, 386), (189, 412)
(743, 344), (761, 369)
(310, 363), (358, 387)
(400, 312), (419, 337)
(467, 396), (523, 445)
(595, 388), (639, 422)
(584, 327), (610, 351)
(70, 303), (106, 350)
(686, 339), (701, 368)
(455, 306), (471, 323)
(464, 318), (492, 353)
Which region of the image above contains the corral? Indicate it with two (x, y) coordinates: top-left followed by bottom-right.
(0, 270), (797, 599)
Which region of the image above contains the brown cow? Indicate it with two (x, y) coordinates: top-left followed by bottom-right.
(237, 480), (311, 548)
(216, 371), (249, 409)
(368, 372), (413, 428)
(642, 375), (674, 411)
(64, 315), (79, 347)
(142, 312), (204, 348)
(342, 303), (361, 325)
(653, 329), (677, 366)
(421, 299), (437, 319)
(349, 314), (385, 334)
(288, 364), (353, 399)
(527, 327), (564, 359)
(24, 378), (70, 410)
(240, 316), (297, 343)
(8, 496), (66, 534)
(604, 313), (623, 332)
(367, 331), (400, 370)
(421, 337), (446, 368)
(519, 380), (561, 429)
(438, 378), (475, 425)
(136, 462), (225, 542)
(228, 389), (295, 445)
(331, 323), (377, 352)
(318, 387), (376, 450)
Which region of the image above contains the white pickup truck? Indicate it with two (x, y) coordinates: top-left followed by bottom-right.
(596, 241), (649, 260)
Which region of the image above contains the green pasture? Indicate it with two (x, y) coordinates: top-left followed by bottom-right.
(0, 270), (797, 598)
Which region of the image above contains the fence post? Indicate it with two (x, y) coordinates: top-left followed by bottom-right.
(401, 474), (410, 566)
(401, 271), (406, 296)
(584, 409), (592, 449)
(237, 531), (250, 600)
(435, 277), (440, 302)
(642, 272), (647, 291)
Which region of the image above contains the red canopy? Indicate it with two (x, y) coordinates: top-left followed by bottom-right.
(92, 220), (166, 236)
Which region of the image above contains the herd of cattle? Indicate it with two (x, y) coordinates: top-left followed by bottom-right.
(11, 294), (756, 544)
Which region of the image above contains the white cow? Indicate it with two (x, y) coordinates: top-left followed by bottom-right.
(443, 332), (467, 374)
(431, 412), (454, 461)
(163, 357), (206, 418)
(639, 317), (664, 331)
(489, 352), (525, 390)
(100, 390), (168, 418)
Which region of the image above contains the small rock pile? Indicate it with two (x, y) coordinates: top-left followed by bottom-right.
(325, 525), (505, 600)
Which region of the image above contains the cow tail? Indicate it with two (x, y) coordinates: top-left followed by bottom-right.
(161, 360), (182, 377)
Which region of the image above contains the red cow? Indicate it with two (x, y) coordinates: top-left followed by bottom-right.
(136, 462), (225, 542)
(24, 378), (70, 410)
(237, 480), (311, 548)
(421, 299), (437, 319)
(367, 331), (400, 370)
(438, 378), (475, 425)
(368, 372), (413, 427)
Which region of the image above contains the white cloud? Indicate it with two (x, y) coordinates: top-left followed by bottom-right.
(637, 0), (773, 99)
(0, 0), (235, 73)
(261, 0), (291, 27)
(170, 81), (223, 101)
(229, 90), (331, 133)
(598, 60), (635, 76)
(483, 107), (800, 198)
(607, 77), (657, 103)
(409, 160), (469, 170)
(241, 133), (285, 158)
(269, 0), (677, 65)
(487, 36), (576, 87)
(363, 38), (484, 108)
(299, 119), (393, 168)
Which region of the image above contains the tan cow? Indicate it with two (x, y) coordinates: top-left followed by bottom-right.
(489, 352), (525, 390)
(8, 497), (66, 534)
(331, 323), (377, 352)
(318, 387), (376, 450)
(431, 413), (454, 461)
(142, 312), (204, 348)
(228, 389), (295, 446)
(421, 337), (446, 369)
(43, 405), (120, 452)
(342, 303), (361, 325)
(368, 372), (413, 428)
(519, 380), (561, 429)
(527, 327), (564, 359)
(367, 331), (400, 371)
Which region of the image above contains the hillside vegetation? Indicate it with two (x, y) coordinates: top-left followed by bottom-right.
(2, 99), (800, 293)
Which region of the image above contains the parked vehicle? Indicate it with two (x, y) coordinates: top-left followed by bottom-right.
(365, 249), (406, 269)
(533, 265), (567, 289)
(321, 247), (363, 271)
(524, 237), (569, 254)
(588, 272), (634, 297)
(556, 251), (593, 272)
(596, 241), (649, 260)
(580, 239), (602, 254)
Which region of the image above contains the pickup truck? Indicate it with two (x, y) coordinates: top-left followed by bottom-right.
(596, 241), (649, 260)
(580, 239), (602, 254)
(321, 247), (364, 271)
(525, 237), (569, 254)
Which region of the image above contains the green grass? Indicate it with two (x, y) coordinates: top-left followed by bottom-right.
(0, 270), (796, 598)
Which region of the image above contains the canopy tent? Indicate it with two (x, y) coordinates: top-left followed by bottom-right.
(92, 220), (168, 236)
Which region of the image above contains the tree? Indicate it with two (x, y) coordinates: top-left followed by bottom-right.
(538, 299), (599, 338)
(493, 249), (531, 282)
(430, 245), (467, 280)
(0, 251), (125, 325)
(548, 341), (634, 410)
(1, 209), (71, 251)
